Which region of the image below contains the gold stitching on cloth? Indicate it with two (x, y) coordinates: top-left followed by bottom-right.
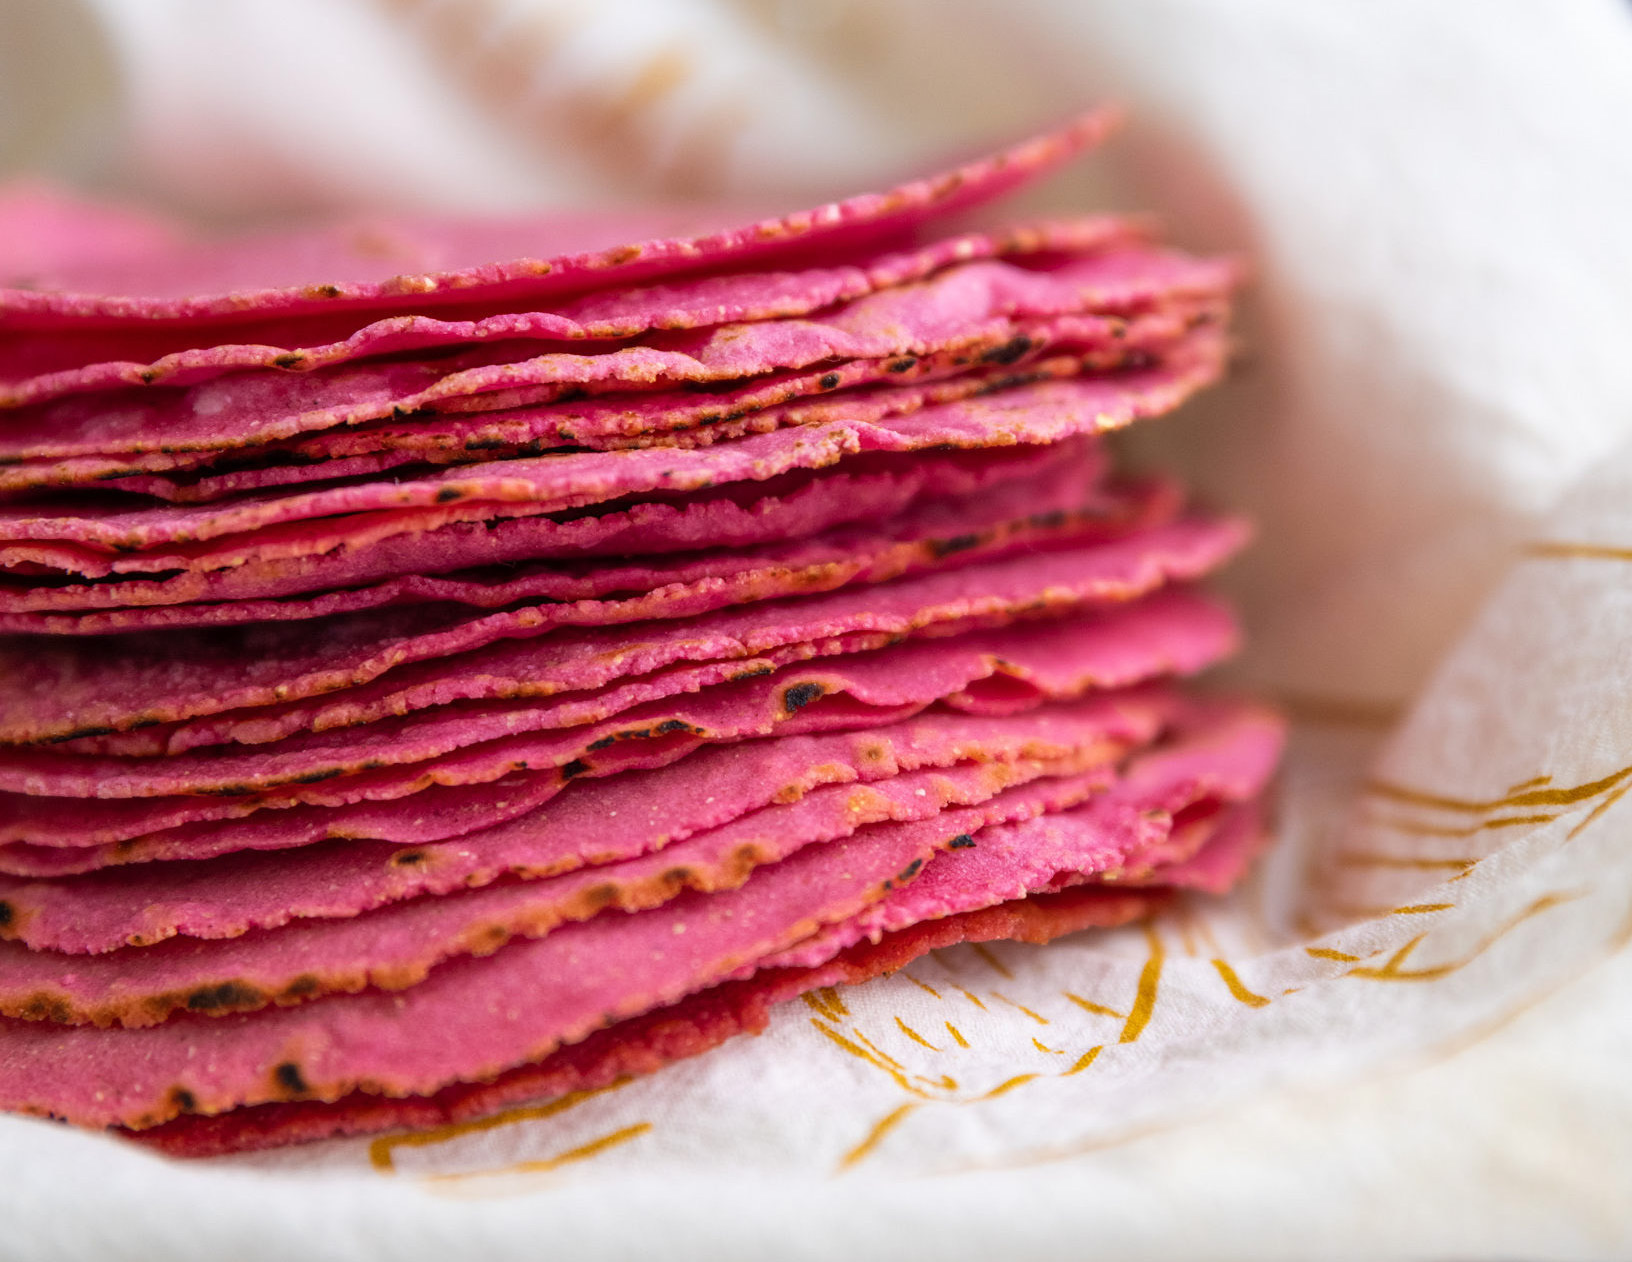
(980, 1074), (1041, 1100)
(839, 1104), (920, 1170)
(990, 992), (1050, 1025)
(899, 971), (942, 999)
(953, 985), (988, 1011)
(1210, 959), (1271, 1007)
(1367, 766), (1631, 813)
(1568, 781), (1632, 840)
(808, 1020), (930, 1098)
(1171, 910), (1199, 957)
(1062, 992), (1126, 1019)
(1337, 853), (1479, 872)
(1272, 693), (1405, 729)
(1118, 924), (1165, 1043)
(368, 1078), (632, 1172)
(894, 1016), (941, 1051)
(970, 943), (1015, 979)
(1305, 946), (1362, 962)
(933, 899), (1632, 1177)
(801, 987), (850, 1023)
(1347, 892), (1581, 982)
(1525, 541), (1632, 561)
(1188, 904), (1225, 957)
(850, 1028), (908, 1072)
(830, 920), (1169, 1170)
(422, 1123), (653, 1184)
(1365, 812), (1557, 838)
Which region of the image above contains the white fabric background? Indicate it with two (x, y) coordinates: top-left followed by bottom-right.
(2, 1), (1632, 1257)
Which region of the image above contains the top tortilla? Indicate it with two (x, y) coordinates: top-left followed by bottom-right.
(0, 110), (1117, 330)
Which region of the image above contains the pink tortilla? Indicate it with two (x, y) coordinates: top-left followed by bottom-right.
(0, 334), (1223, 571)
(128, 881), (1164, 1156)
(2, 444), (1070, 669)
(0, 649), (1002, 803)
(0, 247), (1233, 476)
(0, 184), (181, 295)
(0, 437), (1118, 626)
(0, 770), (1131, 1128)
(0, 690), (1163, 965)
(281, 308), (1205, 458)
(1115, 797), (1270, 896)
(0, 408), (1119, 618)
(0, 110), (1119, 331)
(1, 513), (1245, 749)
(51, 544), (1211, 766)
(0, 590), (1236, 858)
(0, 306), (1174, 493)
(0, 689), (1165, 878)
(72, 303), (1212, 500)
(128, 799), (1269, 1157)
(0, 700), (1275, 1130)
(0, 218), (1144, 408)
(0, 324), (1109, 493)
(0, 529), (1240, 802)
(764, 698), (1284, 968)
(0, 467), (1157, 638)
(0, 592), (1232, 845)
(0, 757), (1120, 1018)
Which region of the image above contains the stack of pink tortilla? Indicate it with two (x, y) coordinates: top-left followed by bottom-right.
(0, 110), (1283, 1157)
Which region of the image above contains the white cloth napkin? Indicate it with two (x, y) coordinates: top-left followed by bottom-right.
(3, 1), (1632, 1257)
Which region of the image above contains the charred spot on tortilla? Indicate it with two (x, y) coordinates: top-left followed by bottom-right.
(981, 334), (1033, 365)
(928, 532), (982, 558)
(781, 682), (826, 714)
(19, 995), (72, 1024)
(185, 982), (265, 1013)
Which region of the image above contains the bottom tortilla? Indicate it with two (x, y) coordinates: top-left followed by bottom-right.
(127, 886), (1167, 1159)
(124, 798), (1265, 1158)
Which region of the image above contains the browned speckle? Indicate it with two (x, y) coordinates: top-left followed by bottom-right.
(185, 981), (265, 1013)
(781, 682), (825, 714)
